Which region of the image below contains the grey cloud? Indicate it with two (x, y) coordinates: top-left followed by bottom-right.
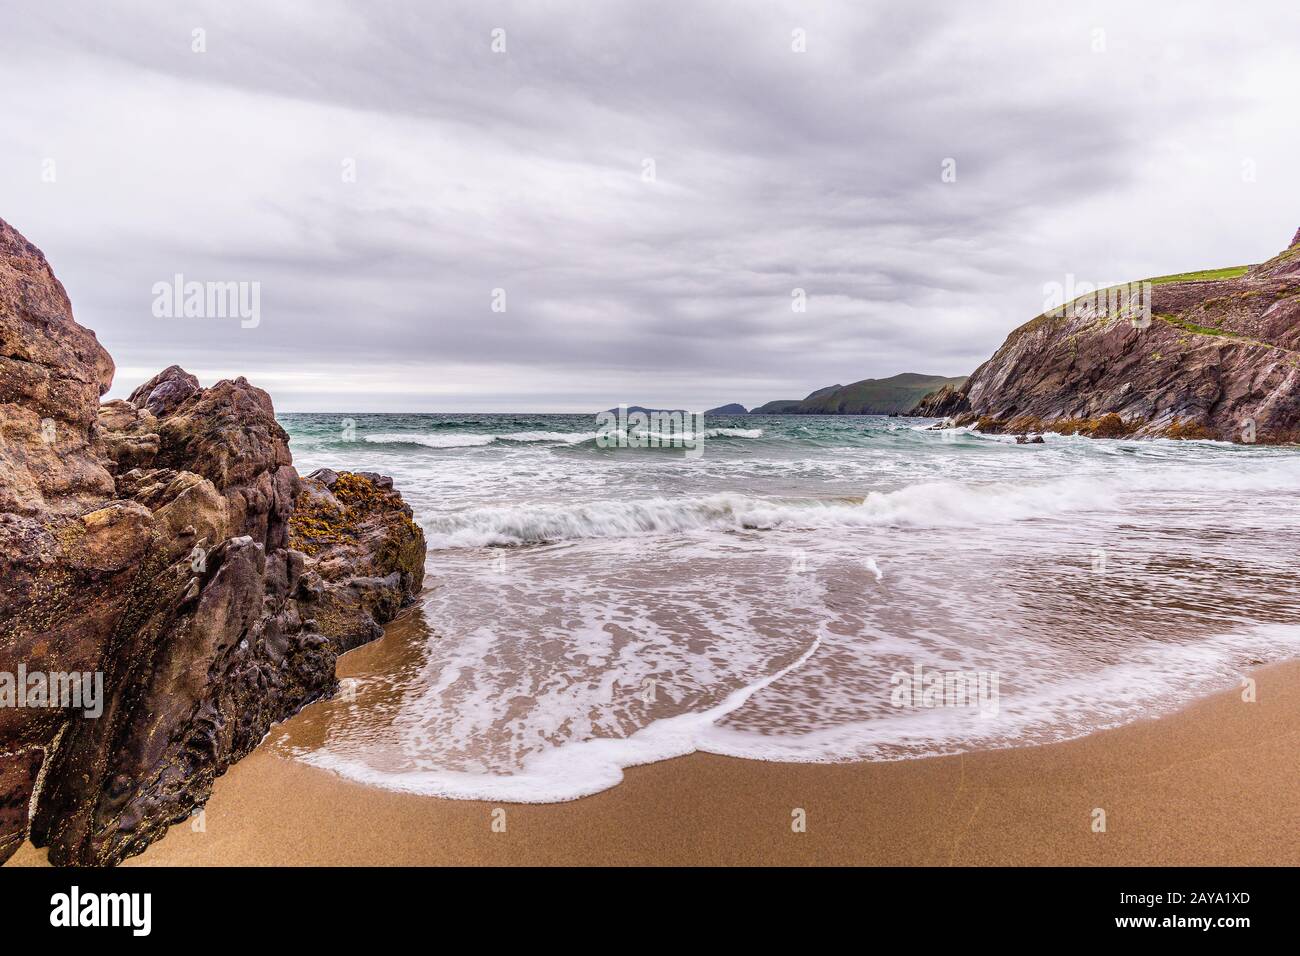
(0, 0), (1296, 411)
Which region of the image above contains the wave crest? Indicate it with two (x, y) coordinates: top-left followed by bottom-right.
(363, 430), (597, 449)
(420, 463), (1300, 549)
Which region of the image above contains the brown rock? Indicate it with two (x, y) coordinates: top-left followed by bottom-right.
(0, 751), (42, 861)
(127, 365), (200, 417)
(912, 234), (1300, 443)
(96, 400), (160, 473)
(0, 217), (116, 514)
(290, 471), (425, 652)
(0, 215), (155, 859)
(146, 376), (298, 550)
(31, 536), (338, 865)
(0, 216), (426, 865)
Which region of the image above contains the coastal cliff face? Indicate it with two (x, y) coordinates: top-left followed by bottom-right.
(0, 217), (426, 866)
(913, 231), (1300, 442)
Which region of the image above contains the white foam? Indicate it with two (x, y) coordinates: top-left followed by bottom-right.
(365, 432), (496, 448)
(500, 430), (598, 444)
(301, 619), (1300, 800)
(418, 482), (1090, 548)
(420, 461), (1300, 549)
(301, 635), (823, 802)
(363, 430), (597, 449)
(283, 413), (1300, 806)
(700, 623), (1300, 762)
(423, 492), (925, 548)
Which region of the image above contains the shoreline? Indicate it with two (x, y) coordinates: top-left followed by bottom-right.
(9, 658), (1299, 867)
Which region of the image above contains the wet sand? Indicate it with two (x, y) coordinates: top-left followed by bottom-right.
(9, 658), (1299, 866)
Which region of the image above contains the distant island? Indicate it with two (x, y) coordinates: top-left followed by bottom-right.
(606, 376), (968, 418)
(603, 405), (688, 415)
(750, 373), (968, 415)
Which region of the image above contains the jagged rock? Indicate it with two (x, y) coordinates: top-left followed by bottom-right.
(96, 400), (160, 473)
(0, 216), (426, 866)
(911, 231), (1300, 443)
(307, 467), (340, 488)
(912, 383), (967, 418)
(143, 375), (299, 550)
(289, 472), (425, 653)
(127, 365), (200, 417)
(95, 395), (159, 476)
(31, 535), (338, 865)
(353, 471), (394, 491)
(0, 218), (116, 515)
(0, 216), (148, 863)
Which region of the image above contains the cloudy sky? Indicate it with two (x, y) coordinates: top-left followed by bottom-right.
(2, 0), (1297, 411)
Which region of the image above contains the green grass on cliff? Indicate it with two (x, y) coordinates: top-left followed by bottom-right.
(1148, 264), (1251, 285)
(1008, 264), (1255, 346)
(1155, 314), (1245, 339)
(1154, 313), (1284, 351)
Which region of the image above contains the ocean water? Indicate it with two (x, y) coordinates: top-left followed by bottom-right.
(269, 412), (1300, 801)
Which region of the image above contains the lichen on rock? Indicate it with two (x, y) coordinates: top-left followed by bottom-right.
(289, 469), (426, 652)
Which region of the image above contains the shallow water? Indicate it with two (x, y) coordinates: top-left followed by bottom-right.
(269, 412), (1300, 800)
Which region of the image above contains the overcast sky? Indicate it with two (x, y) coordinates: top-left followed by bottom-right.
(2, 1), (1297, 411)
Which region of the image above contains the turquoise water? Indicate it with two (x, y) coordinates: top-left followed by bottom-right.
(274, 412), (1300, 800)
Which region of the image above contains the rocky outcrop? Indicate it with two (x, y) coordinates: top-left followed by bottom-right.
(911, 384), (964, 419)
(912, 230), (1300, 443)
(0, 216), (426, 866)
(289, 469), (426, 653)
(128, 365), (201, 417)
(0, 220), (116, 516)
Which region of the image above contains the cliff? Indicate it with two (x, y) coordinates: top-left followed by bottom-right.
(0, 217), (426, 866)
(754, 374), (967, 415)
(912, 230), (1300, 442)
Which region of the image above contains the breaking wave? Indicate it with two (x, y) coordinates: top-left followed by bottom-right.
(420, 464), (1300, 549)
(364, 430), (598, 448)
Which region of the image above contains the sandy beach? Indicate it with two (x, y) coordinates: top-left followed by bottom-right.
(10, 655), (1298, 867)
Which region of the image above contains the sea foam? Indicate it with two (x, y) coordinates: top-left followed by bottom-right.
(364, 430), (597, 448)
(278, 411), (1300, 804)
(418, 461), (1300, 549)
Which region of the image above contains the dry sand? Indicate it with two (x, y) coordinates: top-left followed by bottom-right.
(9, 657), (1299, 866)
